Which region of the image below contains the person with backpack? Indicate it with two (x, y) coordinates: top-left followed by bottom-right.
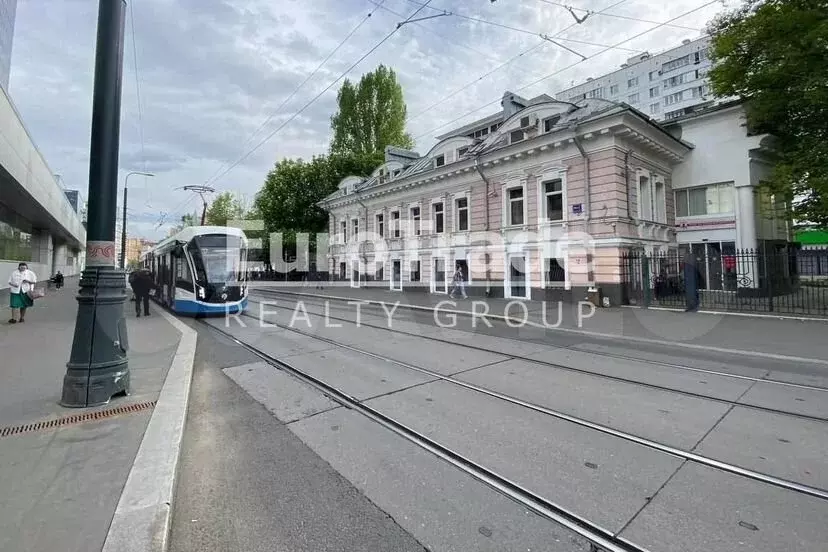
(449, 264), (467, 299)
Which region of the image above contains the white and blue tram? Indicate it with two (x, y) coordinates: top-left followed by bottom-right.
(141, 226), (248, 315)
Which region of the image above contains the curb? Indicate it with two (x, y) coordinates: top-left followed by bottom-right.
(101, 309), (197, 552)
(252, 289), (828, 366)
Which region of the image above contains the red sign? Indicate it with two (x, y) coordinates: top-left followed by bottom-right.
(723, 255), (736, 270)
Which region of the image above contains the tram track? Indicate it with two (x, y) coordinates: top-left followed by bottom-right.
(215, 301), (828, 502)
(202, 318), (652, 552)
(251, 290), (828, 424)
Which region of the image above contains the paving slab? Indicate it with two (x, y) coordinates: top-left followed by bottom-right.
(456, 358), (730, 450)
(364, 379), (684, 533)
(290, 408), (593, 552)
(619, 462), (828, 552)
(282, 347), (436, 400)
(523, 347), (754, 402)
(738, 381), (828, 420)
(223, 361), (339, 423)
(209, 317), (337, 357)
(763, 370), (828, 389)
(695, 406), (828, 489)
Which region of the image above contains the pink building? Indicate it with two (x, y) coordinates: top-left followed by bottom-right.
(319, 92), (775, 305)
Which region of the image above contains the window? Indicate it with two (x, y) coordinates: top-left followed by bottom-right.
(694, 50), (707, 64)
(691, 85), (709, 98)
(491, 123), (501, 132)
(662, 55), (689, 73)
(509, 129), (524, 144)
(457, 146), (469, 158)
(410, 206), (421, 236)
(391, 210), (400, 238)
(654, 179), (666, 223)
(664, 108), (684, 120)
(435, 154), (445, 167)
(609, 84), (619, 94)
(587, 87), (603, 98)
(545, 258), (566, 285)
(410, 260), (420, 282)
(507, 187), (525, 226)
(649, 86), (659, 97)
(0, 219), (33, 262)
(520, 116), (531, 127)
(340, 220), (347, 243)
(638, 175), (652, 220)
(649, 70), (659, 81)
(650, 102), (660, 114)
(627, 76), (639, 87)
(543, 179), (564, 222)
(663, 73), (686, 88)
(665, 91), (684, 105)
(543, 115), (561, 132)
(375, 213), (384, 238)
(455, 196), (469, 231)
(351, 218), (359, 238)
(471, 127), (489, 139)
(675, 183), (735, 217)
(695, 67), (708, 80)
(628, 93), (640, 104)
(433, 202), (444, 234)
(375, 261), (384, 281)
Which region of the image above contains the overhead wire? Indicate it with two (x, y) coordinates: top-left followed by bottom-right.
(398, 0), (642, 53)
(206, 0), (436, 188)
(534, 0), (704, 32)
(408, 0), (631, 123)
(413, 0), (720, 142)
(127, 0), (152, 213)
(201, 0), (390, 188)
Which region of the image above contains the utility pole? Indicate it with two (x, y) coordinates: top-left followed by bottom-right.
(182, 185), (215, 225)
(61, 0), (130, 407)
(120, 171), (154, 268)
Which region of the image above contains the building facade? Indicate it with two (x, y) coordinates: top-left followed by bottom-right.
(320, 91), (784, 305)
(0, 0), (16, 91)
(0, 2), (85, 289)
(320, 94), (696, 305)
(556, 36), (717, 122)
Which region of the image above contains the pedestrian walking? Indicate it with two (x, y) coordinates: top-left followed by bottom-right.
(130, 269), (153, 317)
(8, 262), (37, 324)
(52, 271), (64, 289)
(449, 264), (467, 299)
(683, 251), (701, 312)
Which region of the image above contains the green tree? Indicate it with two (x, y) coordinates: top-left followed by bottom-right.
(254, 152), (382, 256)
(707, 0), (828, 224)
(168, 212), (198, 236)
(205, 191), (245, 227)
(330, 65), (414, 156)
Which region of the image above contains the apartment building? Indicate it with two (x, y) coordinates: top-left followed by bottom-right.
(319, 92), (694, 305)
(555, 36), (716, 122)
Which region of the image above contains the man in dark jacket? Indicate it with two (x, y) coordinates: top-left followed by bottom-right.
(130, 270), (153, 317)
(683, 252), (701, 312)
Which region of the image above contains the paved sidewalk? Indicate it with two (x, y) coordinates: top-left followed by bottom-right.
(0, 282), (192, 552)
(249, 283), (828, 362)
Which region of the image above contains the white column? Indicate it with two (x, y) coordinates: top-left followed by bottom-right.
(735, 183), (758, 288)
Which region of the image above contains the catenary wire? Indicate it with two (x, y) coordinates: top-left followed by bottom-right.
(202, 1), (390, 188)
(413, 0), (720, 142)
(535, 0), (703, 32)
(127, 0), (151, 211)
(206, 1), (436, 189)
(408, 0), (632, 123)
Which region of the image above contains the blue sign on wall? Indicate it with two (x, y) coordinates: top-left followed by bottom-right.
(572, 203), (583, 215)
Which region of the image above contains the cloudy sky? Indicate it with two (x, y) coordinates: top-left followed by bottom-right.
(10, 0), (729, 240)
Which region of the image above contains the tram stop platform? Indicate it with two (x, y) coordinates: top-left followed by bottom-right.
(0, 279), (196, 552)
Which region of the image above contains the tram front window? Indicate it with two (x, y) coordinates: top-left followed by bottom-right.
(190, 235), (246, 294)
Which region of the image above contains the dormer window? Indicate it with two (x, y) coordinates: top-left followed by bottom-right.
(434, 154), (445, 168)
(510, 129), (524, 144)
(520, 116), (530, 127)
(543, 115), (561, 133)
(457, 146), (469, 158)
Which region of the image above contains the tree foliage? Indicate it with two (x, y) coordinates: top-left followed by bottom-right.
(330, 65), (414, 156)
(168, 213), (198, 236)
(254, 152), (382, 252)
(707, 0), (828, 224)
(204, 191), (246, 227)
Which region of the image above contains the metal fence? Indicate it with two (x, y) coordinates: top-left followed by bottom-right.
(621, 247), (828, 316)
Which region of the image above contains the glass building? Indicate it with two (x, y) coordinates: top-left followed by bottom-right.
(0, 0), (16, 91)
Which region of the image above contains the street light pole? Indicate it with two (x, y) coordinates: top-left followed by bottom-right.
(120, 171), (154, 268)
(61, 0), (130, 408)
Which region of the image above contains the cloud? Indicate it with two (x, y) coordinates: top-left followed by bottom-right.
(10, 0), (723, 239)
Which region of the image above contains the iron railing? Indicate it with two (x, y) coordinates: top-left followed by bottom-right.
(621, 247), (828, 316)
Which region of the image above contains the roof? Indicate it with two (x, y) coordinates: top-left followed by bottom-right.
(153, 225), (248, 253)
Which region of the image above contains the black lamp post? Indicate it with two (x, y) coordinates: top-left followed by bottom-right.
(61, 0), (130, 407)
(120, 171), (154, 269)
